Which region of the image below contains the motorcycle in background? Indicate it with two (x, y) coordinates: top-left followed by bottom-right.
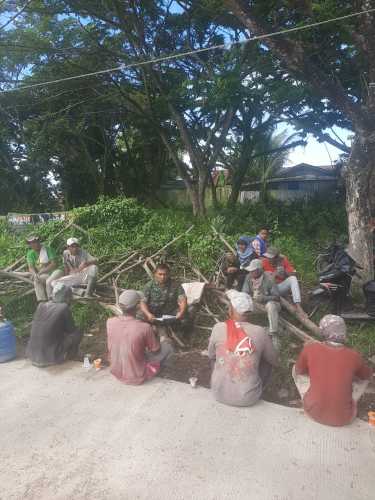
(311, 243), (362, 315)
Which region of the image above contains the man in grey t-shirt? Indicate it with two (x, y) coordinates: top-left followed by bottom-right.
(208, 290), (279, 407)
(51, 238), (98, 297)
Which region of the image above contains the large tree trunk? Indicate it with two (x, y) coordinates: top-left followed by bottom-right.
(369, 165), (375, 217)
(345, 134), (375, 281)
(197, 172), (208, 216)
(182, 183), (206, 216)
(227, 157), (250, 207)
(210, 174), (219, 210)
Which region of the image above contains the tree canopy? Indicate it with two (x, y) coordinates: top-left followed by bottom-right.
(1, 0), (373, 280)
(0, 0), (314, 214)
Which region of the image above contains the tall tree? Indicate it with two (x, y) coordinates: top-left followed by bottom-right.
(224, 0), (375, 278)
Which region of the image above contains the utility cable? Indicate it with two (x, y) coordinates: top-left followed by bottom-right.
(1, 7), (374, 94)
(0, 0), (33, 31)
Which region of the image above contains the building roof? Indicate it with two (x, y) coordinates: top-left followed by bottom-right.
(242, 163), (338, 189)
(275, 163), (337, 179)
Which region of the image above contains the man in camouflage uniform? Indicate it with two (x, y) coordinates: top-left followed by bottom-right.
(140, 263), (188, 335)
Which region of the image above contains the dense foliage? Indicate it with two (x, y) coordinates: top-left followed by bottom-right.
(0, 0), (343, 215)
(1, 196), (346, 278)
(2, 197), (375, 357)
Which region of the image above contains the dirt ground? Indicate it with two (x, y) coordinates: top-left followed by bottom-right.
(16, 317), (375, 422)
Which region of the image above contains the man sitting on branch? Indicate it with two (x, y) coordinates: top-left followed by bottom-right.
(262, 247), (306, 316)
(26, 235), (60, 301)
(140, 264), (188, 335)
(251, 227), (269, 257)
(242, 259), (281, 346)
(51, 237), (98, 297)
(223, 236), (254, 290)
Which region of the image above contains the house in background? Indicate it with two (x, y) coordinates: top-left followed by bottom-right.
(157, 163), (340, 206)
(240, 163), (340, 203)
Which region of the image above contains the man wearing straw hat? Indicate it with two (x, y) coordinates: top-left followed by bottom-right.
(293, 314), (372, 426)
(208, 290), (279, 407)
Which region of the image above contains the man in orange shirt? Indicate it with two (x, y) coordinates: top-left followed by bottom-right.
(262, 247), (305, 316)
(293, 315), (372, 426)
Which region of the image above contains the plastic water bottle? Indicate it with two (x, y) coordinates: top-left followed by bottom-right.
(83, 354), (91, 369)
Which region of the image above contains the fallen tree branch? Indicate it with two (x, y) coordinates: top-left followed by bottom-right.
(195, 324), (213, 331)
(280, 297), (320, 336)
(202, 303), (220, 322)
(211, 225), (236, 254)
(253, 302), (317, 343)
(114, 256), (144, 286)
(49, 220), (74, 244)
(168, 326), (186, 348)
(191, 266), (209, 283)
(142, 262), (154, 280)
(71, 222), (90, 237)
(99, 301), (122, 316)
(279, 317), (318, 344)
(17, 288), (35, 299)
(0, 270), (34, 286)
(112, 278), (119, 307)
(98, 252), (138, 283)
(148, 225), (194, 261)
(146, 257), (157, 270)
(5, 256), (25, 272)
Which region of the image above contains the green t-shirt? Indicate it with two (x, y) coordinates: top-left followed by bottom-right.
(26, 245), (57, 271)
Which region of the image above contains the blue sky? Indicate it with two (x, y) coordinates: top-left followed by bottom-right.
(286, 127), (350, 167)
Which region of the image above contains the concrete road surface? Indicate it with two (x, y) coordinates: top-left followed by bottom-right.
(1, 360), (374, 500)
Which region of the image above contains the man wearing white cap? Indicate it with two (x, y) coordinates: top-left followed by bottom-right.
(208, 290), (279, 407)
(242, 259), (281, 340)
(51, 238), (98, 297)
(107, 290), (173, 385)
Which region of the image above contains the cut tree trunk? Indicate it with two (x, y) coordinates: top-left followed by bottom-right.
(344, 134), (375, 282)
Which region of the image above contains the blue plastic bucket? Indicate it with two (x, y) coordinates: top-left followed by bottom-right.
(0, 321), (16, 363)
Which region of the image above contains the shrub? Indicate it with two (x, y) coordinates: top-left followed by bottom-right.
(72, 196), (149, 230)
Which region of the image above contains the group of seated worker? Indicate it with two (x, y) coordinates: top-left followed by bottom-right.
(242, 249), (305, 343)
(208, 291), (372, 426)
(27, 263), (185, 378)
(224, 228), (305, 343)
(24, 235), (98, 301)
(224, 227), (269, 289)
(25, 247), (373, 428)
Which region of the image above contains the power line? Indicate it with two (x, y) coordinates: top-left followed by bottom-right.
(1, 7), (374, 95)
(0, 42), (87, 53)
(0, 0), (33, 31)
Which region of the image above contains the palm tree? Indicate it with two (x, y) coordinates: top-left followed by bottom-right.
(247, 131), (303, 202)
